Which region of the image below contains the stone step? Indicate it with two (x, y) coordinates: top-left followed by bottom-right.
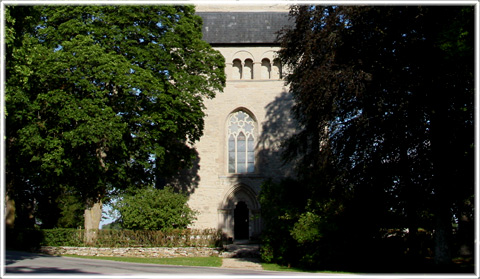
(220, 243), (260, 258)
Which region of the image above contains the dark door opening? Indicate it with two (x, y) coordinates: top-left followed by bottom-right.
(234, 201), (249, 240)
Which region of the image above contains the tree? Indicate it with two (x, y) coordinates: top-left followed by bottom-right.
(262, 5), (474, 271)
(112, 186), (197, 230)
(5, 5), (225, 237)
(56, 192), (85, 229)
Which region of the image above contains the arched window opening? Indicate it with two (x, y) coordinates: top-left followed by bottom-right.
(247, 135), (254, 172)
(237, 132), (246, 173)
(243, 59), (253, 80)
(261, 58), (271, 79)
(272, 59), (282, 79)
(228, 110), (256, 173)
(232, 59), (242, 80)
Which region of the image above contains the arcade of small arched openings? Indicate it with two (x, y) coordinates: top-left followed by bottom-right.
(228, 50), (282, 80)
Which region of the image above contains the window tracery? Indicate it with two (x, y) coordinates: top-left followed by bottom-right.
(228, 110), (256, 173)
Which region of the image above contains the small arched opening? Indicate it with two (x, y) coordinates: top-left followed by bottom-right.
(243, 59), (254, 80)
(261, 58), (271, 79)
(232, 59), (242, 80)
(272, 59), (282, 79)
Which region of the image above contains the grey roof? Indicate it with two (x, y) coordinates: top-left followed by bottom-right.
(196, 12), (293, 45)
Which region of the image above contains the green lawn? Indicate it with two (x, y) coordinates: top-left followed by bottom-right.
(261, 262), (355, 274)
(64, 254), (222, 267)
(64, 254), (355, 273)
(260, 263), (305, 272)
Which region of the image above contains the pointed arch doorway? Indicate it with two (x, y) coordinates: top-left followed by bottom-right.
(234, 201), (249, 239)
(218, 184), (261, 240)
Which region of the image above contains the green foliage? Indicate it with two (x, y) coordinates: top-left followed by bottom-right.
(41, 229), (85, 247)
(113, 186), (197, 231)
(290, 212), (322, 244)
(259, 179), (306, 265)
(261, 262), (354, 274)
(57, 193), (85, 228)
(6, 228), (221, 248)
(101, 221), (123, 230)
(5, 5), (225, 229)
(5, 229), (45, 251)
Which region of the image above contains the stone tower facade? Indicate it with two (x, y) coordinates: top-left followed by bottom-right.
(186, 5), (295, 240)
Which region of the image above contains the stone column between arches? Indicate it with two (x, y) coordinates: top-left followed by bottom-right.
(218, 184), (261, 241)
(253, 61), (262, 80)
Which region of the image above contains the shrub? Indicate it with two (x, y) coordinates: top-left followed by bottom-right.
(41, 228), (84, 246)
(6, 228), (222, 249)
(6, 229), (45, 251)
(113, 186), (197, 230)
(94, 228), (221, 247)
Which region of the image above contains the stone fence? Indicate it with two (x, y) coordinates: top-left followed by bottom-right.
(39, 246), (221, 258)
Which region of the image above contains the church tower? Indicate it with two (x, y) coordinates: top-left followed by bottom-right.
(187, 4), (295, 240)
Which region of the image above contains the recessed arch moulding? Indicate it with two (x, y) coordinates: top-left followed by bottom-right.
(218, 183), (261, 240)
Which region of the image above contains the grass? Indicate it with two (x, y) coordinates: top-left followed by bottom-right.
(64, 254), (355, 273)
(261, 263), (306, 272)
(63, 254), (222, 267)
(64, 254), (361, 273)
(261, 263), (355, 274)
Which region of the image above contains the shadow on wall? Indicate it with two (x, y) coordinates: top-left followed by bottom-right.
(221, 90), (297, 241)
(256, 90), (297, 179)
(157, 148), (200, 196)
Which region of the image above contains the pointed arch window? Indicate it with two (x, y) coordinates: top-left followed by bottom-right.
(228, 111), (256, 173)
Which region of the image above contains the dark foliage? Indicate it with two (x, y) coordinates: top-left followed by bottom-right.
(260, 5), (474, 272)
(6, 228), (222, 249)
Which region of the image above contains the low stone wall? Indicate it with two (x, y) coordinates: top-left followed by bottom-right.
(39, 246), (221, 258)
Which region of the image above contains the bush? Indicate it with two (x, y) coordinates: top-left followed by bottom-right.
(95, 228), (222, 247)
(41, 228), (84, 246)
(5, 228), (222, 249)
(6, 229), (44, 251)
(113, 186), (197, 230)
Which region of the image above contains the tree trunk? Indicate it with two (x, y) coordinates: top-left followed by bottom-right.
(5, 195), (15, 229)
(434, 206), (452, 267)
(84, 201), (102, 245)
(457, 213), (473, 257)
(429, 96), (454, 268)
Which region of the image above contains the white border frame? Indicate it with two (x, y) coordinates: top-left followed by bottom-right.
(1, 1), (478, 279)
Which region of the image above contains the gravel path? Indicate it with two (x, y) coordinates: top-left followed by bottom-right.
(219, 242), (263, 270)
(221, 257), (263, 270)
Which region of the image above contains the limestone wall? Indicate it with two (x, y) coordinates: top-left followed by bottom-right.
(39, 246), (220, 258)
(186, 45), (297, 238)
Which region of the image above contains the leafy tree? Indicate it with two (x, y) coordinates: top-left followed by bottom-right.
(56, 191), (85, 229)
(261, 5), (474, 271)
(112, 186), (197, 230)
(5, 5), (225, 235)
(259, 179), (309, 266)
